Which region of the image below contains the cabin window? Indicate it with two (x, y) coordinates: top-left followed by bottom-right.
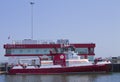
(90, 48), (94, 54)
(80, 56), (85, 59)
(11, 49), (14, 53)
(76, 48), (88, 54)
(88, 56), (94, 61)
(10, 48), (55, 55)
(19, 49), (23, 53)
(6, 49), (11, 54)
(36, 49), (39, 53)
(27, 49), (31, 53)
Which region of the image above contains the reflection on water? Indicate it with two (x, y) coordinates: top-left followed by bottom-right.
(1, 73), (120, 82)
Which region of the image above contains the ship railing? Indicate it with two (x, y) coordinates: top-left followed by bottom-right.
(12, 40), (56, 44)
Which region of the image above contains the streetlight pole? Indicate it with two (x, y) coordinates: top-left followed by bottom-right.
(30, 2), (35, 40)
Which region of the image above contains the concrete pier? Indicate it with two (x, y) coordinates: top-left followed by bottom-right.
(111, 64), (120, 72)
(0, 71), (7, 74)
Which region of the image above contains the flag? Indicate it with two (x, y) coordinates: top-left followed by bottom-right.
(30, 2), (35, 5)
(8, 36), (10, 39)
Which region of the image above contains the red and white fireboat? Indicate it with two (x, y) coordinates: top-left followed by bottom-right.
(4, 39), (111, 74)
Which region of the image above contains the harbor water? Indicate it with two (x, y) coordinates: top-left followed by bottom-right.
(0, 73), (120, 82)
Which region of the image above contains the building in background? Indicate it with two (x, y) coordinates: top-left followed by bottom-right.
(109, 56), (120, 64)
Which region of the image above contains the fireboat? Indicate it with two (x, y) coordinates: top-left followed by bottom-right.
(4, 39), (111, 74)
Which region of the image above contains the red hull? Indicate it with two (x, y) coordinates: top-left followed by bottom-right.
(8, 64), (111, 75)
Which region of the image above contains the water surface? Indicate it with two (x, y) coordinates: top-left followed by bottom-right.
(0, 73), (120, 82)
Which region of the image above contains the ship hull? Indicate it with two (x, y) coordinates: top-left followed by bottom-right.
(8, 64), (111, 75)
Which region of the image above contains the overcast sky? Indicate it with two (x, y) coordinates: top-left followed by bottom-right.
(0, 0), (120, 61)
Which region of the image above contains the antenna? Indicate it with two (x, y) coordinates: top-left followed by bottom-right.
(30, 2), (35, 40)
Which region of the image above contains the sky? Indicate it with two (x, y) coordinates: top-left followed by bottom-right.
(0, 0), (120, 61)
